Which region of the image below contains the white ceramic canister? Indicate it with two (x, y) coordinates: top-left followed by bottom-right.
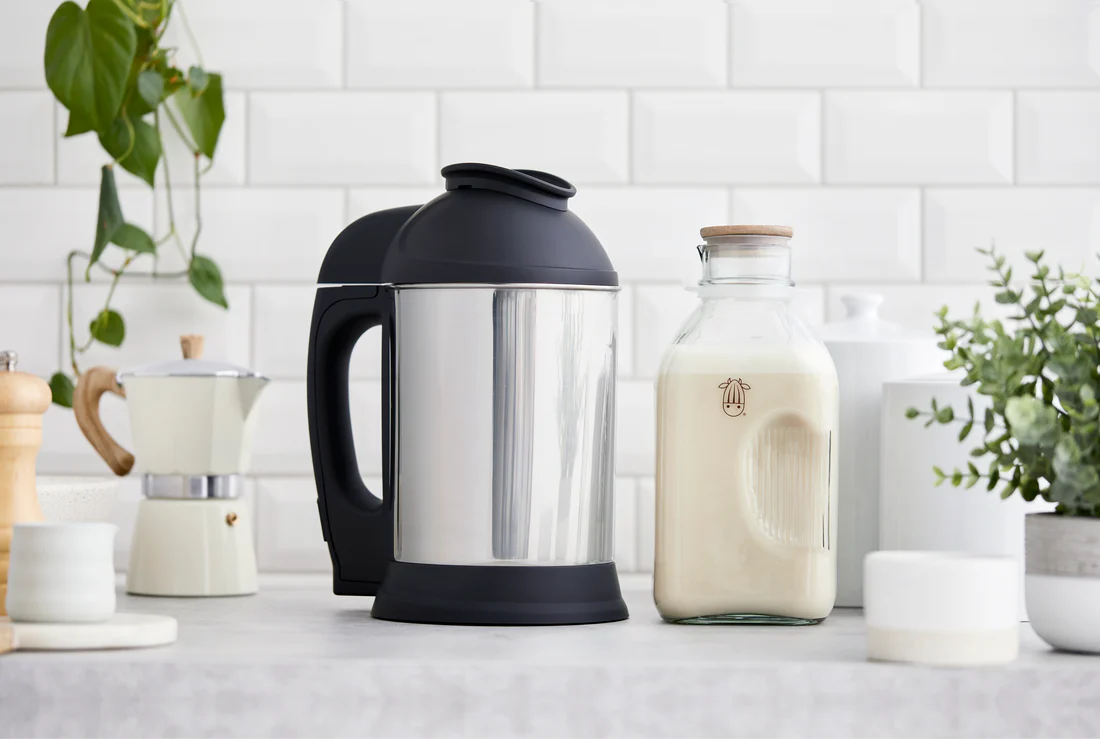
(36, 477), (119, 523)
(820, 295), (944, 607)
(6, 522), (117, 623)
(880, 372), (1056, 620)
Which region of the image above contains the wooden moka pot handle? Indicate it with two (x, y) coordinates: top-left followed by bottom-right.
(73, 367), (134, 477)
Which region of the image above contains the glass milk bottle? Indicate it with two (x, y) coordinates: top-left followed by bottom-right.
(654, 225), (839, 624)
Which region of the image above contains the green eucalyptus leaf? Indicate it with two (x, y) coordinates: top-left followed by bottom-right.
(951, 470), (964, 487)
(48, 372), (74, 408)
(173, 72), (224, 159)
(88, 309), (125, 347)
(44, 0), (137, 134)
(110, 223), (156, 254)
(987, 467), (1000, 491)
(189, 255), (228, 309)
(90, 166), (123, 275)
(905, 407), (920, 419)
(958, 421), (974, 441)
(98, 116), (162, 186)
(137, 69), (164, 109)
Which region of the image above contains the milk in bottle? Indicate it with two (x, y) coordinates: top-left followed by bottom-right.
(654, 226), (839, 624)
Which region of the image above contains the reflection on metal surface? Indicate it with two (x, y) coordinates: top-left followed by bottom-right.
(393, 286), (617, 566)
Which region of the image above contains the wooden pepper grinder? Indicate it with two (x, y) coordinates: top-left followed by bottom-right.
(0, 351), (50, 615)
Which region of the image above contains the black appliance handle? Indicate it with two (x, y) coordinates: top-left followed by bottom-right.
(307, 284), (395, 594)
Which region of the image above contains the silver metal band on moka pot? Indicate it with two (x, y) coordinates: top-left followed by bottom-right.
(142, 474), (242, 500)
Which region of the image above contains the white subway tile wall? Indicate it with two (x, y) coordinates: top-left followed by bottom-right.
(1, 0), (1096, 573)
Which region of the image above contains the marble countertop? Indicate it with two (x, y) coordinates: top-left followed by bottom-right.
(1, 574), (1098, 738)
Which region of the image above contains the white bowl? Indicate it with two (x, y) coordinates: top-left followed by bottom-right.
(36, 476), (119, 523)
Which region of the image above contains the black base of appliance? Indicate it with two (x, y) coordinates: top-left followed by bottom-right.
(370, 561), (629, 626)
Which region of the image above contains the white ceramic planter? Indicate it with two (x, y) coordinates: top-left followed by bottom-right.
(36, 476), (118, 523)
(880, 373), (1055, 620)
(1026, 513), (1100, 653)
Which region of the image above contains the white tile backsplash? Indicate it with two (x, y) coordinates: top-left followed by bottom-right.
(441, 92), (629, 183)
(634, 92), (821, 185)
(162, 1), (344, 89)
(923, 0), (1100, 87)
(825, 92), (1014, 184)
(924, 188), (1100, 283)
(0, 2), (53, 88)
(347, 0), (533, 88)
(0, 92), (54, 184)
(0, 286), (60, 377)
(0, 188), (154, 281)
(730, 0), (920, 87)
(1017, 92), (1100, 185)
(8, 0), (1098, 574)
(538, 0), (727, 88)
(69, 284), (252, 370)
(256, 477), (334, 572)
(249, 93), (436, 185)
(253, 285), (381, 380)
(731, 188), (922, 282)
(152, 188), (346, 282)
(569, 187), (728, 283)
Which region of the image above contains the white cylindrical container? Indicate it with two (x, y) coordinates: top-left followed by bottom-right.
(880, 373), (1056, 620)
(820, 295), (944, 607)
(864, 551), (1018, 666)
(6, 522), (117, 623)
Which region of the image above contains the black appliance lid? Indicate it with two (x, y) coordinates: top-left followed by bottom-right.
(381, 163), (617, 287)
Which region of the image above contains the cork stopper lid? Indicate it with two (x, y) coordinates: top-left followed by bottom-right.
(0, 351), (51, 416)
(700, 225), (793, 239)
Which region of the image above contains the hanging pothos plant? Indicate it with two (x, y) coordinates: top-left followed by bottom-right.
(43, 0), (227, 407)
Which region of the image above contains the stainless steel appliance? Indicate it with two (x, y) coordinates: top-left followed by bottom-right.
(308, 163), (627, 625)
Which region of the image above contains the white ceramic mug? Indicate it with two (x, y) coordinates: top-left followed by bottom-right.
(5, 522), (117, 623)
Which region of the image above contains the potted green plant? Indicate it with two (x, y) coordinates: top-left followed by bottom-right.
(909, 247), (1100, 653)
(42, 0), (228, 407)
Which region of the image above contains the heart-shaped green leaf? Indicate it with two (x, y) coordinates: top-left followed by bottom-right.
(187, 65), (208, 96)
(173, 72), (224, 159)
(64, 109), (94, 137)
(189, 255), (228, 308)
(89, 309), (125, 347)
(98, 116), (161, 186)
(44, 0), (137, 134)
(90, 166), (124, 275)
(111, 223), (156, 254)
(48, 372), (74, 408)
(136, 69), (164, 109)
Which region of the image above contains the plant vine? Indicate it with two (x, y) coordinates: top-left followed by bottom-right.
(43, 0), (228, 406)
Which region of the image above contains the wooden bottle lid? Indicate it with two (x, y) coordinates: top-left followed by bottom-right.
(700, 225), (794, 239)
(0, 351), (51, 417)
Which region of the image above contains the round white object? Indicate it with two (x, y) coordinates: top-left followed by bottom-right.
(36, 476), (118, 523)
(6, 522), (117, 623)
(864, 551), (1019, 666)
(7, 612), (177, 651)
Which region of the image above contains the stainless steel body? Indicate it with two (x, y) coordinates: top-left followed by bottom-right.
(142, 473), (242, 499)
(393, 285), (617, 566)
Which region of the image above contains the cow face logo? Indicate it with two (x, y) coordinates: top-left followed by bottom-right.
(719, 377), (751, 418)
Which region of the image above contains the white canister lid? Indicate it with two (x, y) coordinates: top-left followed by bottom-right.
(864, 551), (1019, 666)
(820, 294), (933, 344)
